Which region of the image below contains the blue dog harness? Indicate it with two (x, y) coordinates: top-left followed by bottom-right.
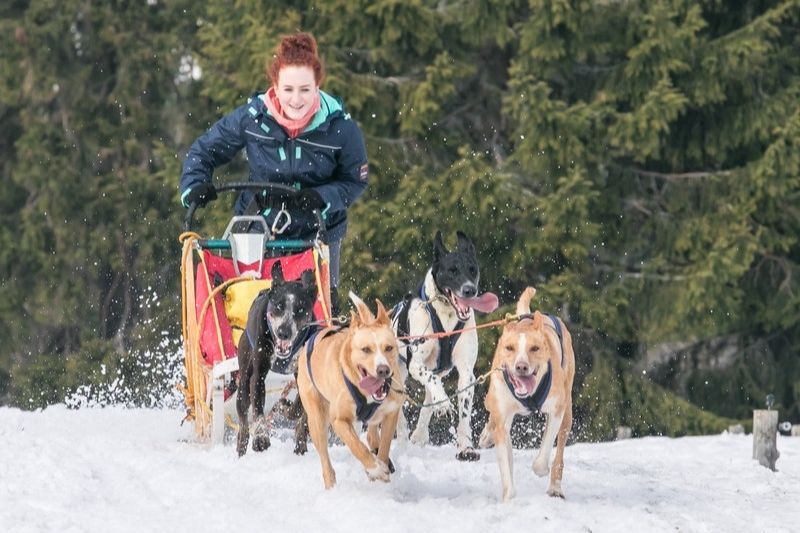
(502, 314), (565, 412)
(391, 282), (465, 374)
(304, 326), (385, 423)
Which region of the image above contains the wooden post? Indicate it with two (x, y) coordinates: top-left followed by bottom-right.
(616, 426), (632, 440)
(752, 410), (779, 471)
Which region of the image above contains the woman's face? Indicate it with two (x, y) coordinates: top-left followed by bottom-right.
(275, 65), (318, 120)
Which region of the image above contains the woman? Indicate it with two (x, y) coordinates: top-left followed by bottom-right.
(180, 32), (369, 313)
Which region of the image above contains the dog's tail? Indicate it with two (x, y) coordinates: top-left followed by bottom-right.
(516, 286), (537, 316)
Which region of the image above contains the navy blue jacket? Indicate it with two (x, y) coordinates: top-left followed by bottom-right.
(180, 91), (368, 242)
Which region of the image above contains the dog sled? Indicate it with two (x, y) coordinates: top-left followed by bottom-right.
(178, 183), (333, 444)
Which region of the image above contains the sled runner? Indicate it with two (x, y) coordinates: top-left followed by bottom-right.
(178, 183), (333, 444)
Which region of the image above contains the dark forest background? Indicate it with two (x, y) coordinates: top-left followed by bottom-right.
(1, 0), (798, 441)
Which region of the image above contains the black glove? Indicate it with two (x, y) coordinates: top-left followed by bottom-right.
(295, 188), (326, 210)
(182, 182), (217, 208)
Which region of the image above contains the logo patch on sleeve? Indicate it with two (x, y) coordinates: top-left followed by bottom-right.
(359, 163), (369, 182)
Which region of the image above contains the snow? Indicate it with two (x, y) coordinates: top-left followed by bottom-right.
(1, 405), (799, 533)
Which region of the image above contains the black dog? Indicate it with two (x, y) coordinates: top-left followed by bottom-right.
(236, 262), (317, 456)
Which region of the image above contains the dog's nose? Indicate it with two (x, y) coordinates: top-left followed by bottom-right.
(461, 285), (477, 298)
(275, 324), (293, 341)
(515, 361), (530, 375)
(376, 365), (391, 379)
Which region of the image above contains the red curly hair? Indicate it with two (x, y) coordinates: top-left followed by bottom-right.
(267, 32), (325, 86)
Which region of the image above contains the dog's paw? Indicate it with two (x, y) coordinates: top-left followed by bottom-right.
(252, 433), (271, 452)
(371, 449), (396, 474)
(502, 487), (516, 503)
(532, 458), (550, 477)
(547, 485), (565, 499)
(456, 447), (480, 462)
(366, 460), (391, 482)
(323, 469), (337, 490)
(293, 440), (308, 455)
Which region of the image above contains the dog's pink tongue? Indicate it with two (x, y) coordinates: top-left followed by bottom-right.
(359, 375), (385, 396)
(460, 292), (499, 314)
(515, 374), (537, 397)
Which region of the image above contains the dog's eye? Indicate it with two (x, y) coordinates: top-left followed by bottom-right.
(384, 345), (394, 353)
(469, 266), (477, 275)
(273, 303), (285, 314)
(530, 346), (540, 352)
(361, 346), (373, 354)
(449, 266), (459, 274)
(295, 308), (307, 318)
(504, 345), (514, 352)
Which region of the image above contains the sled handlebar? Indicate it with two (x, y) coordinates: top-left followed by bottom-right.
(183, 182), (327, 241)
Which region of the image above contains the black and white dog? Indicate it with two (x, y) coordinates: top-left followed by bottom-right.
(393, 231), (498, 461)
(236, 262), (317, 457)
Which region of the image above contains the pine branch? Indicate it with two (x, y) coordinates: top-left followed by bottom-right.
(629, 167), (735, 181)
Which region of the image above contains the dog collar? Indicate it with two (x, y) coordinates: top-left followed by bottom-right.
(502, 360), (552, 412)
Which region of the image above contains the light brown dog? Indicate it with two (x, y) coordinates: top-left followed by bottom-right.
(479, 287), (575, 501)
(297, 292), (405, 489)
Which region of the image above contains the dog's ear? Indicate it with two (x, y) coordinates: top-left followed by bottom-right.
(350, 309), (361, 327)
(433, 230), (447, 262)
(348, 290), (375, 323)
(456, 231), (475, 255)
(299, 269), (315, 289)
(374, 298), (391, 326)
(271, 261), (285, 285)
(532, 310), (544, 330)
(516, 286), (536, 316)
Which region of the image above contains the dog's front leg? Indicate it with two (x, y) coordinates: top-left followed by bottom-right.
(236, 362), (252, 457)
(493, 412), (516, 502)
(376, 409), (400, 473)
(410, 387), (433, 445)
(298, 384), (336, 489)
(547, 404), (572, 499)
(454, 369), (479, 461)
(331, 419), (390, 482)
(293, 408), (309, 456)
(250, 356), (271, 452)
(533, 411), (564, 478)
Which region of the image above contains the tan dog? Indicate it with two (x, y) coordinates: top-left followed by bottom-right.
(479, 287), (575, 501)
(297, 292), (405, 489)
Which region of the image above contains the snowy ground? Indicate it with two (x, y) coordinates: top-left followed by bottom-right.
(1, 405), (798, 533)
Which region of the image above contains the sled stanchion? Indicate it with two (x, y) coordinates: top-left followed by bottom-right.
(753, 408), (779, 470)
(177, 182), (333, 445)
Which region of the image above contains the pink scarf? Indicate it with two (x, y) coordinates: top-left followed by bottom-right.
(263, 86), (321, 138)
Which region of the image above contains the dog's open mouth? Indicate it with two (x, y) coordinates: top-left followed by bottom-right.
(358, 366), (391, 402)
(274, 339), (294, 358)
(506, 366), (538, 397)
(445, 289), (500, 320)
